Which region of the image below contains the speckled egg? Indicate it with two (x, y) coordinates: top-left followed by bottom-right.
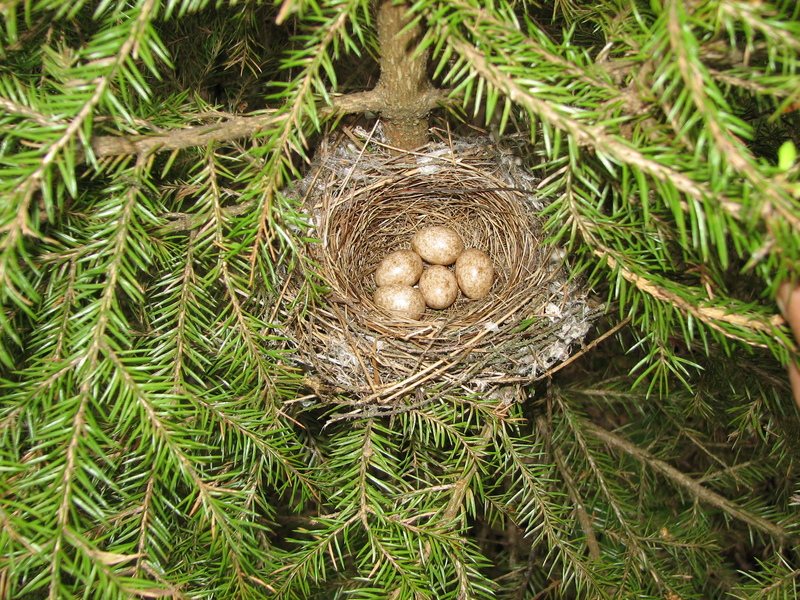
(418, 265), (459, 310)
(411, 226), (464, 266)
(455, 249), (494, 299)
(374, 249), (423, 287)
(373, 284), (426, 320)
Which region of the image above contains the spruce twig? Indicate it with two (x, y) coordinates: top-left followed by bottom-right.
(585, 421), (796, 543)
(552, 447), (602, 561)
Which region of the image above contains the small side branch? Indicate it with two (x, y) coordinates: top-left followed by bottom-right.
(599, 252), (787, 344)
(82, 84), (448, 162)
(585, 421), (795, 543)
(89, 112), (283, 159)
(552, 446), (602, 560)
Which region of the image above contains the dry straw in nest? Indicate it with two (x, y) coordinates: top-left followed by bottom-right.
(285, 133), (601, 407)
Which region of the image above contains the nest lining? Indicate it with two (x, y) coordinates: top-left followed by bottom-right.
(285, 135), (601, 403)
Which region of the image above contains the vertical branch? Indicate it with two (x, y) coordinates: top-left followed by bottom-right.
(373, 0), (439, 150)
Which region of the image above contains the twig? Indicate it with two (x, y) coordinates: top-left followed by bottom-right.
(82, 87), (449, 161)
(88, 112), (282, 159)
(585, 421), (795, 543)
(748, 569), (800, 600)
(600, 252), (786, 343)
(551, 446), (601, 560)
(442, 420), (496, 523)
(0, 98), (56, 127)
(666, 0), (800, 231)
(533, 317), (630, 382)
(155, 200), (255, 234)
(453, 41), (779, 231)
(708, 68), (794, 98)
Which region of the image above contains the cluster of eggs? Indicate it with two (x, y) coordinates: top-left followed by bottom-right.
(372, 226), (494, 320)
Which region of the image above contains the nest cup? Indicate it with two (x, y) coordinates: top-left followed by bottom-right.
(287, 137), (600, 404)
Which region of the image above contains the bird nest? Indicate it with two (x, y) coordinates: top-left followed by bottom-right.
(283, 133), (601, 406)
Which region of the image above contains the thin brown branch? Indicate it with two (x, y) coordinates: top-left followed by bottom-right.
(33, 0), (157, 177)
(708, 68), (795, 98)
(331, 90), (385, 114)
(0, 98), (57, 127)
(83, 87), (439, 161)
(719, 2), (800, 53)
(454, 44), (718, 202)
(599, 252), (786, 344)
(750, 569), (800, 600)
(442, 420), (495, 523)
(452, 41), (767, 229)
(156, 201), (255, 234)
(552, 447), (601, 560)
(89, 112), (282, 158)
(585, 421), (795, 543)
(452, 0), (619, 95)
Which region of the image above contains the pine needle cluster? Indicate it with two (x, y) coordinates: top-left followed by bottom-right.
(0, 1), (798, 599)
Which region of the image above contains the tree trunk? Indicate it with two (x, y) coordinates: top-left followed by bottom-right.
(373, 0), (438, 151)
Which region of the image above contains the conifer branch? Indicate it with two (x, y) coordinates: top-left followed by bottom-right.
(450, 40), (798, 235)
(720, 1), (800, 52)
(245, 2), (366, 269)
(667, 0), (800, 231)
(0, 97), (56, 127)
(449, 0), (621, 95)
(551, 397), (655, 574)
(708, 68), (795, 97)
(195, 395), (323, 503)
(442, 420), (494, 523)
(552, 447), (601, 561)
(135, 472), (157, 577)
(89, 112), (283, 158)
(87, 100), (345, 160)
(273, 514), (362, 593)
(503, 416), (611, 598)
(8, 0), (159, 235)
(749, 568), (800, 599)
(206, 154), (274, 387)
(585, 421), (795, 543)
(600, 252), (787, 343)
(452, 43), (705, 203)
(51, 390), (90, 598)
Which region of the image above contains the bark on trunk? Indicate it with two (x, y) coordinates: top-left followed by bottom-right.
(373, 0), (438, 151)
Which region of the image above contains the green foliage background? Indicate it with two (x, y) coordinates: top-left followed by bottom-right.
(1, 0), (799, 598)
